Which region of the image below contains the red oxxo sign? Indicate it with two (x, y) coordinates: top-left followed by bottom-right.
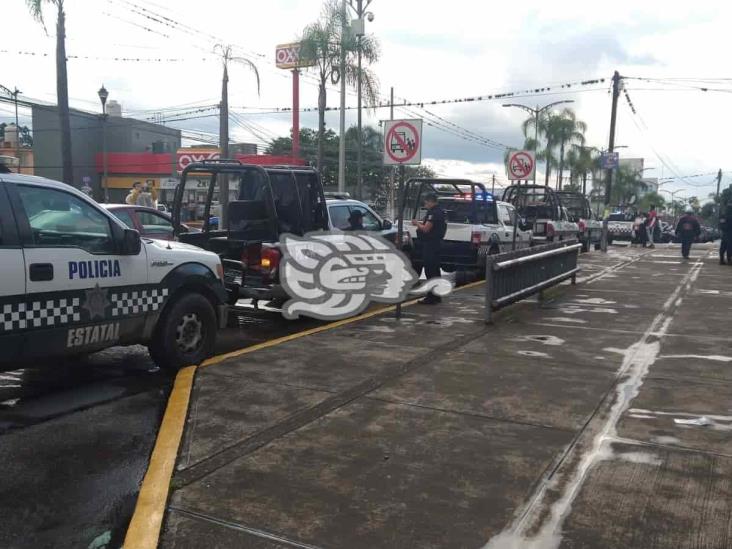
(177, 149), (220, 172)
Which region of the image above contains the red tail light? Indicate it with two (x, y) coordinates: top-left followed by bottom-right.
(260, 246), (281, 273)
(578, 220), (587, 233)
(547, 223), (556, 237)
(471, 231), (482, 247)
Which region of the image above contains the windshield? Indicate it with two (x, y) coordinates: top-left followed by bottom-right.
(608, 212), (634, 222)
(557, 194), (591, 220)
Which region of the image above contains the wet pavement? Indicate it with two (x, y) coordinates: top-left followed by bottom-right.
(158, 243), (732, 549)
(0, 306), (321, 549)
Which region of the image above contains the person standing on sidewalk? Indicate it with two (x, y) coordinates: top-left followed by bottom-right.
(720, 205), (732, 264)
(675, 207), (701, 259)
(412, 193), (447, 304)
(646, 205), (658, 248)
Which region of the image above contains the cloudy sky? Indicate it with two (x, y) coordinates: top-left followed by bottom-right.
(3, 0), (732, 198)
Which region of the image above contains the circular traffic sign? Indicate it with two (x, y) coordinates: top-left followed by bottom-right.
(386, 121), (420, 163)
(508, 151), (534, 179)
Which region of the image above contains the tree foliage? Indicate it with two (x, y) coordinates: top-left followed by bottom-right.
(300, 0), (380, 173)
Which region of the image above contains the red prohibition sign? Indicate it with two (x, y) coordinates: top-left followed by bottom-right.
(510, 151), (534, 178)
(386, 121), (420, 163)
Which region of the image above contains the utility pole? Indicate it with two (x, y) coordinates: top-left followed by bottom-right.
(219, 59), (230, 229)
(356, 0), (363, 200)
(492, 174), (496, 195)
(605, 70), (621, 206)
(716, 169), (722, 203)
(389, 86), (395, 218)
(337, 0), (348, 193)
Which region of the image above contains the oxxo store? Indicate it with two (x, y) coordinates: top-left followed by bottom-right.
(96, 148), (306, 212)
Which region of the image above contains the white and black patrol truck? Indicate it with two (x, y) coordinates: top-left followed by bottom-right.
(399, 179), (531, 276)
(0, 173), (228, 372)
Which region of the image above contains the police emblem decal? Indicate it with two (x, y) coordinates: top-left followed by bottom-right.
(82, 284), (111, 321)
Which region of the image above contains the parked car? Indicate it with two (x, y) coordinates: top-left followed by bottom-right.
(326, 197), (398, 243)
(556, 191), (602, 251)
(502, 184), (579, 243)
(0, 173), (228, 371)
(103, 204), (199, 240)
(606, 211), (635, 244)
(400, 178), (531, 276)
(171, 161), (329, 307)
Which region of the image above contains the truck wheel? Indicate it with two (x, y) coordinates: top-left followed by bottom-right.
(149, 293), (217, 372)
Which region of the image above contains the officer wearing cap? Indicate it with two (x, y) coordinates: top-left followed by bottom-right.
(345, 209), (364, 231)
(412, 192), (447, 304)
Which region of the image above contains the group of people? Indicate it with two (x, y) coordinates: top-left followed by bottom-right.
(632, 205), (659, 248)
(125, 181), (158, 208)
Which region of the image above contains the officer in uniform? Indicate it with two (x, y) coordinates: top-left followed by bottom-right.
(412, 192), (447, 304)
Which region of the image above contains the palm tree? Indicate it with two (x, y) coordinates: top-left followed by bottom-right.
(521, 112), (555, 186)
(214, 44), (259, 229)
(26, 0), (73, 184)
(566, 145), (600, 195)
(551, 109), (586, 190)
(300, 0), (379, 173)
(611, 165), (647, 206)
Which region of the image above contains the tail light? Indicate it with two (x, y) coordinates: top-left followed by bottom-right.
(471, 231), (482, 247)
(547, 223), (556, 237)
(578, 220), (587, 233)
(260, 246), (281, 273)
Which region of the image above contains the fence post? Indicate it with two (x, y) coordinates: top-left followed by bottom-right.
(484, 256), (494, 324)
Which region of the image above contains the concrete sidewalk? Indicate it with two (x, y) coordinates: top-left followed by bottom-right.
(160, 245), (732, 549)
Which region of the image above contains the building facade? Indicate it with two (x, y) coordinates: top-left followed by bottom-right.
(31, 104), (181, 199)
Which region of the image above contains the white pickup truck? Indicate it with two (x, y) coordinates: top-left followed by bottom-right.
(0, 173), (228, 371)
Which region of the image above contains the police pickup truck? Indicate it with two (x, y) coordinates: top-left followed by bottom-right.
(556, 191), (602, 251)
(502, 184), (579, 243)
(400, 178), (531, 276)
(0, 174), (227, 371)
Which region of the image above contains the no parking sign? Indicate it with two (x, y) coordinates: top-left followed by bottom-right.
(383, 119), (423, 166)
(506, 150), (535, 180)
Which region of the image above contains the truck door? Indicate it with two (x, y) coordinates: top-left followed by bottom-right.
(9, 183), (150, 359)
(0, 181), (26, 362)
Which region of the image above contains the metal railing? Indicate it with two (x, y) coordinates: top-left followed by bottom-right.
(484, 241), (581, 323)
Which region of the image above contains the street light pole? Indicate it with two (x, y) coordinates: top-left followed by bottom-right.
(502, 100), (574, 186)
(337, 0), (347, 194)
(98, 85), (109, 202)
(348, 0), (373, 200)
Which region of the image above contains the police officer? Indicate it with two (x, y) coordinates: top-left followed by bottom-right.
(412, 192), (447, 304)
(345, 210), (364, 231)
(720, 205), (732, 265)
(675, 207), (701, 260)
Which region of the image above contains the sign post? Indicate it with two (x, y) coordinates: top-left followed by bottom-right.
(600, 151), (620, 170)
(276, 43), (315, 159)
(383, 119), (423, 166)
(384, 119), (423, 319)
(506, 150), (536, 181)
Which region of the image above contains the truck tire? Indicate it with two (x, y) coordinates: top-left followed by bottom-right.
(149, 293), (217, 372)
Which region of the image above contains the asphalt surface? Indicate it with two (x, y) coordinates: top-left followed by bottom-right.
(0, 244), (721, 549)
(0, 304), (322, 549)
(160, 242), (732, 549)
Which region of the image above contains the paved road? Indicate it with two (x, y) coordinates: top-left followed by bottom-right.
(0, 305), (322, 549)
(0, 244), (709, 549)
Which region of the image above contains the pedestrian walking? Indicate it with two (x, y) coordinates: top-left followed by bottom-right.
(412, 193), (447, 304)
(646, 205), (658, 248)
(675, 207), (701, 259)
(720, 205), (732, 265)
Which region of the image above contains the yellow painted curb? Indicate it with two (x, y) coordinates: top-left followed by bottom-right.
(122, 279), (485, 548)
(123, 365), (196, 549)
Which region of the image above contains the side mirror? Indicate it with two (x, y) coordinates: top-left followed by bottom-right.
(121, 228), (142, 255)
(382, 219), (393, 230)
